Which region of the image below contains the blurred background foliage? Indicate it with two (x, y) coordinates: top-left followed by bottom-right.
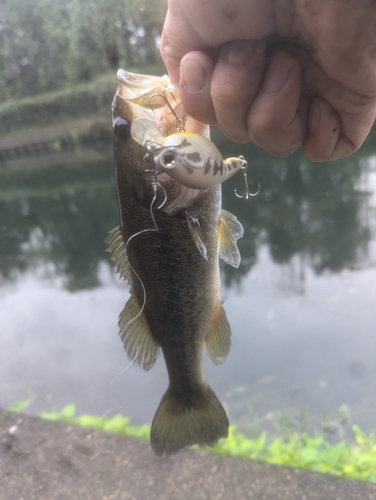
(0, 0), (167, 101)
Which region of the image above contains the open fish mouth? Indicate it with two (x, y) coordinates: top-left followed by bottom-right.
(116, 69), (171, 102)
(115, 69), (209, 138)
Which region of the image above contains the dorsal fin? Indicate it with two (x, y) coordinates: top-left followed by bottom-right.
(105, 226), (133, 283)
(204, 300), (231, 365)
(106, 226), (159, 371)
(118, 292), (159, 371)
(218, 210), (244, 268)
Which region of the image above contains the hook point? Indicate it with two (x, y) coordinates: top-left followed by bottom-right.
(234, 159), (260, 199)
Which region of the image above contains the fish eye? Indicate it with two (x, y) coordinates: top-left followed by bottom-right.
(113, 116), (131, 141)
(162, 153), (175, 167)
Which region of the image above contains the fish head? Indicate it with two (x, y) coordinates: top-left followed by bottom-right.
(113, 69), (209, 137)
(112, 70), (211, 211)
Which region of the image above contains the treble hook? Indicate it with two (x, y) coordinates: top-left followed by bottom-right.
(234, 157), (261, 200)
(148, 88), (186, 132)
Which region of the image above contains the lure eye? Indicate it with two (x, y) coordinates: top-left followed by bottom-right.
(162, 153), (175, 168)
(113, 116), (131, 141)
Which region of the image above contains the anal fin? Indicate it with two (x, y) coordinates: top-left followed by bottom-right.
(204, 300), (231, 365)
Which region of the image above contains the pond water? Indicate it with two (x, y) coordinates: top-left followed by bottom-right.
(1, 130), (376, 441)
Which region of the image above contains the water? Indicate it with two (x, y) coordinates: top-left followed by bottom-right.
(1, 133), (376, 441)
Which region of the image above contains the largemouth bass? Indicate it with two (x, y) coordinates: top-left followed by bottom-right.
(107, 70), (244, 457)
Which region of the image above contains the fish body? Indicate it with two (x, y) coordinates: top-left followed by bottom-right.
(108, 70), (244, 456)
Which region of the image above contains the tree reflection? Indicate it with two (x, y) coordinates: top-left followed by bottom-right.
(217, 130), (373, 286)
(0, 138), (374, 291)
(0, 158), (118, 290)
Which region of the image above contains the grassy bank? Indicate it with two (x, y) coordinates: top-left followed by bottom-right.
(8, 397), (376, 483)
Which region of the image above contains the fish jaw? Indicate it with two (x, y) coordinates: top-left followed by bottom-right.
(114, 69), (210, 139)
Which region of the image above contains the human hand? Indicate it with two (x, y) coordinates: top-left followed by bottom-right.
(160, 0), (376, 161)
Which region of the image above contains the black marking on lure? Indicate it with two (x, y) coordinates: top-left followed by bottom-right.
(213, 161), (224, 176)
(182, 161), (195, 174)
(186, 152), (202, 163)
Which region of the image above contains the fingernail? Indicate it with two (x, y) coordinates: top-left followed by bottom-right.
(308, 102), (321, 134)
(224, 40), (258, 65)
(181, 58), (205, 92)
(263, 56), (293, 93)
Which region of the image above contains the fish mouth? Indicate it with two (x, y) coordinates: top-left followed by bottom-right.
(115, 69), (209, 138)
(116, 70), (171, 101)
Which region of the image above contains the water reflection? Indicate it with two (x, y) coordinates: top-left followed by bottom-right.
(1, 137), (376, 439)
(215, 129), (373, 285)
(1, 138), (373, 289)
(0, 158), (118, 289)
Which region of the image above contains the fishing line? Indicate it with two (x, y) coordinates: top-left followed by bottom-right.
(122, 180), (163, 326)
(83, 450), (114, 500)
(82, 406), (125, 496)
(82, 407), (128, 495)
(154, 180), (168, 210)
(105, 359), (138, 439)
(110, 346), (139, 385)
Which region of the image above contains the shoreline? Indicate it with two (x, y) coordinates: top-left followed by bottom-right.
(1, 408), (376, 500)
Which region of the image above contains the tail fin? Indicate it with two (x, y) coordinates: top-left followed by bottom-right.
(150, 383), (229, 457)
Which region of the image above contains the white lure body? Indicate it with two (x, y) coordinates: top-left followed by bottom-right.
(130, 117), (246, 190)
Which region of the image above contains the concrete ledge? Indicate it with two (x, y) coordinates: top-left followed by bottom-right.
(1, 408), (376, 500)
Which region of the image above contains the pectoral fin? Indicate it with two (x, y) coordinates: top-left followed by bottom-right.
(204, 300), (231, 365)
(218, 210), (244, 268)
(186, 211), (209, 262)
(118, 293), (159, 371)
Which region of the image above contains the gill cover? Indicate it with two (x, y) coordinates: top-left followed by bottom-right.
(130, 117), (246, 190)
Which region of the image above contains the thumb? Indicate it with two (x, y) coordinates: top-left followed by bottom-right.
(160, 10), (211, 84)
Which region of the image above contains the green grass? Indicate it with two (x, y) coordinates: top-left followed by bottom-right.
(7, 397), (376, 482)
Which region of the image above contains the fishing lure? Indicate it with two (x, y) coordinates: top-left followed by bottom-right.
(132, 117), (253, 192)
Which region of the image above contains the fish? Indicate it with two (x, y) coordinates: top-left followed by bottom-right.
(107, 69), (244, 457)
